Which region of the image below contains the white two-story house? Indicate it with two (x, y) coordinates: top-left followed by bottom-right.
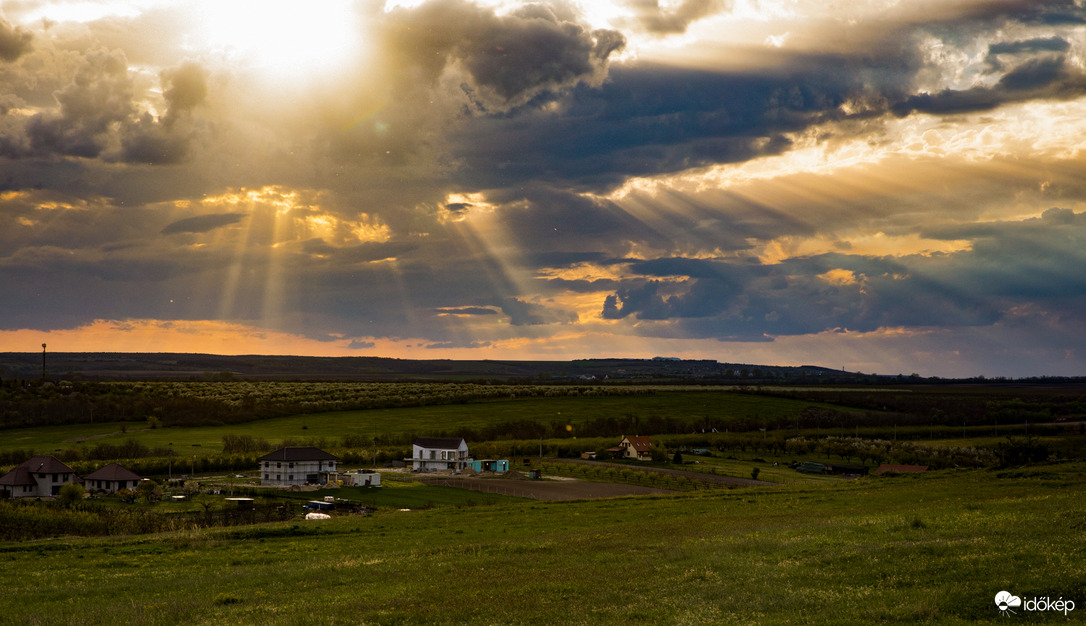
(409, 437), (470, 471)
(259, 447), (339, 486)
(0, 455), (79, 498)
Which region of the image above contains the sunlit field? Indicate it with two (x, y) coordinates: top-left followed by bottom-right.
(3, 463), (1085, 624)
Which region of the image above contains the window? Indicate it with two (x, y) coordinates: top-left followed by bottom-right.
(277, 462), (281, 468)
(288, 475), (293, 481)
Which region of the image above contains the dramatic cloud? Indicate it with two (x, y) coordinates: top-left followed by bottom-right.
(621, 0), (729, 35)
(2, 0), (1086, 377)
(161, 213), (246, 235)
(0, 17), (32, 62)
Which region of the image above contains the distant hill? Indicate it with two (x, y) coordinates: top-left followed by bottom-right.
(0, 352), (854, 383)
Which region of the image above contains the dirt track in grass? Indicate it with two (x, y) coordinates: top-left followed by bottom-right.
(417, 475), (675, 500)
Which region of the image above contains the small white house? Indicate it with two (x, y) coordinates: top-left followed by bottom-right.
(83, 463), (142, 493)
(258, 447), (339, 486)
(409, 437), (470, 471)
(0, 455), (79, 498)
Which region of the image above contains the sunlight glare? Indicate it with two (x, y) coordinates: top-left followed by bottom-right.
(192, 0), (362, 82)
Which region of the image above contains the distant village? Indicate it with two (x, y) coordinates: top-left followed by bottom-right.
(0, 432), (926, 501)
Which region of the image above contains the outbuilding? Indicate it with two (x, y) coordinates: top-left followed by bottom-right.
(470, 459), (509, 473)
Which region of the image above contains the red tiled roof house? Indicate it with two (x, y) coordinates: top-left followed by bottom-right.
(608, 435), (654, 461)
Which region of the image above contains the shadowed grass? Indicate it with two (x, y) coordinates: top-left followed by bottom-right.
(3, 463), (1085, 624)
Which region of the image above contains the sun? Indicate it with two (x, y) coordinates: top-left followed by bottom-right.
(191, 0), (364, 83)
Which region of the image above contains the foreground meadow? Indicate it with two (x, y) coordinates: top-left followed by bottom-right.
(4, 463), (1085, 625)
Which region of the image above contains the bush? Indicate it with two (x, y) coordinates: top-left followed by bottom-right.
(57, 482), (86, 508)
(995, 435), (1051, 467)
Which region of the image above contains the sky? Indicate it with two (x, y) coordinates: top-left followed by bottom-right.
(1, 0), (1086, 378)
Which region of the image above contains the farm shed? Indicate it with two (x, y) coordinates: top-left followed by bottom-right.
(795, 462), (826, 474)
(0, 455), (79, 498)
(83, 463), (142, 493)
(470, 459), (509, 473)
(410, 437), (471, 471)
(340, 470), (381, 487)
(826, 464), (869, 476)
(258, 447), (340, 487)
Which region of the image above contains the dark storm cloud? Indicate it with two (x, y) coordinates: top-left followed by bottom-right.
(587, 209), (1086, 342)
(160, 63), (207, 123)
(438, 307), (498, 316)
(499, 297), (577, 325)
(22, 49), (135, 159)
(120, 62), (208, 164)
(161, 212), (246, 235)
(453, 56), (905, 189)
(894, 55), (1086, 115)
(1, 46), (207, 164)
(985, 36), (1069, 71)
(917, 208), (1086, 298)
(445, 1), (1086, 192)
(0, 17), (33, 62)
(620, 0), (728, 35)
(382, 0), (624, 110)
(492, 186), (671, 253)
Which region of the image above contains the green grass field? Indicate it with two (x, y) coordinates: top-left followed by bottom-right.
(3, 462), (1084, 624)
(0, 390), (846, 457)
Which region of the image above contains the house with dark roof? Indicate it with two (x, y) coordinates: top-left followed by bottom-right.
(409, 437), (470, 471)
(0, 455), (78, 498)
(258, 447), (339, 486)
(84, 463), (142, 493)
(607, 435), (654, 461)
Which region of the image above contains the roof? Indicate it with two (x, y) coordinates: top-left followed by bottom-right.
(622, 435), (653, 450)
(874, 464), (929, 474)
(413, 437), (467, 449)
(84, 463), (141, 481)
(0, 466), (36, 487)
(18, 455), (76, 475)
(796, 462), (826, 474)
(257, 447), (340, 462)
